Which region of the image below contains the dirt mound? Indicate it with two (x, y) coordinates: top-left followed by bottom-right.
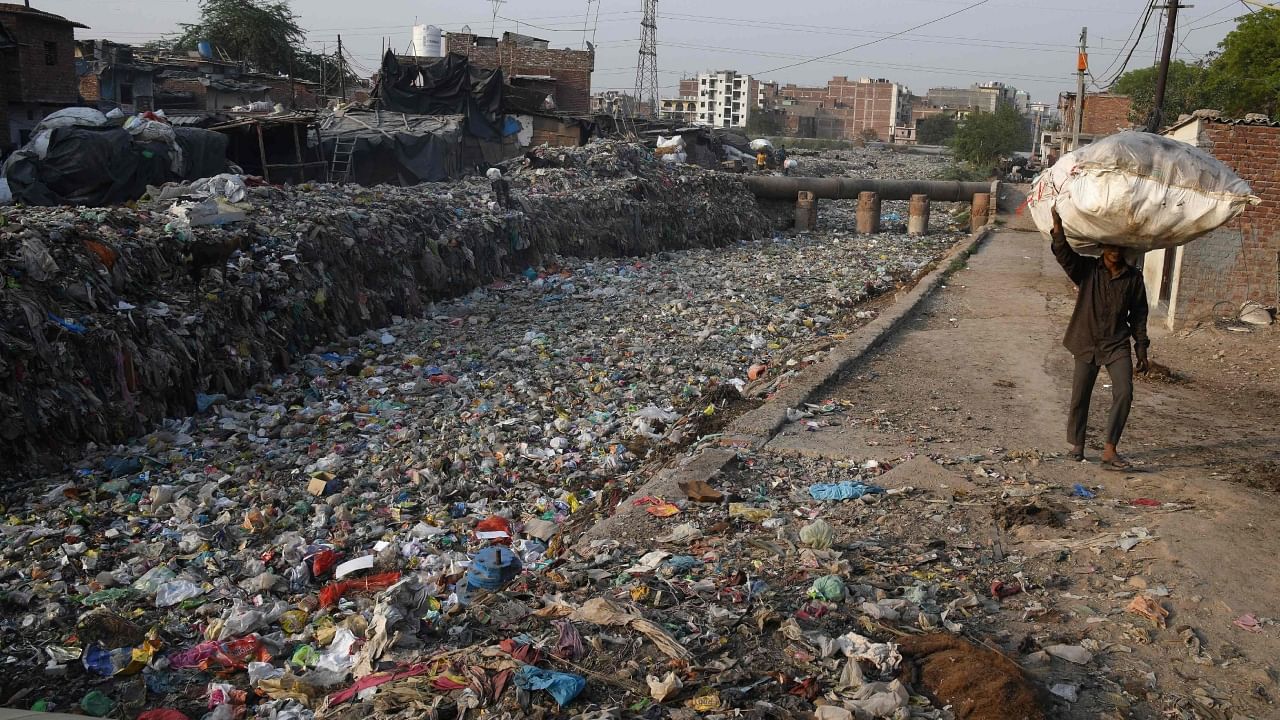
(994, 500), (1066, 531)
(1137, 361), (1189, 385)
(899, 633), (1046, 720)
(1232, 462), (1280, 492)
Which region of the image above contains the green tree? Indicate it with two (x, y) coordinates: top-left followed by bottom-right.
(1113, 60), (1211, 125)
(1202, 10), (1280, 117)
(950, 104), (1028, 167)
(174, 0), (306, 76)
(916, 115), (957, 145)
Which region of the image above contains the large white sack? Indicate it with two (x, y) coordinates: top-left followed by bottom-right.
(1027, 131), (1258, 256)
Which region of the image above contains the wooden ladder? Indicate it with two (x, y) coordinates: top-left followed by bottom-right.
(330, 136), (357, 183)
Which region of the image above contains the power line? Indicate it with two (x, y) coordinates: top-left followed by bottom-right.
(657, 39), (1071, 83)
(1098, 1), (1158, 86)
(658, 11), (1081, 53)
(747, 0), (991, 76)
(1090, 0), (1162, 85)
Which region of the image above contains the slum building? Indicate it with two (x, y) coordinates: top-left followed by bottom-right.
(0, 2), (87, 152)
(1149, 112), (1280, 328)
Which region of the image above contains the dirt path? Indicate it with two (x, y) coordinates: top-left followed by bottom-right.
(766, 227), (1280, 718)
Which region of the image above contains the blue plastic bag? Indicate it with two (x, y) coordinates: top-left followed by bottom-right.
(514, 665), (586, 706)
(808, 481), (885, 501)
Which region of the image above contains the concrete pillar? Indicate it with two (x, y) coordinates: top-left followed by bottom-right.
(971, 193), (990, 233)
(795, 190), (816, 231)
(907, 194), (930, 236)
(856, 191), (881, 234)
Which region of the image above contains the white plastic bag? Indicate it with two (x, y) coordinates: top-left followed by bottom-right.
(1027, 131), (1258, 256)
(749, 138), (773, 151)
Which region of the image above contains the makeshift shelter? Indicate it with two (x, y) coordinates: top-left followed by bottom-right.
(376, 51), (505, 140)
(210, 114), (326, 184)
(316, 110), (468, 185)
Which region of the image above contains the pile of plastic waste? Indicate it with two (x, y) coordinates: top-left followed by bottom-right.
(0, 141), (767, 470)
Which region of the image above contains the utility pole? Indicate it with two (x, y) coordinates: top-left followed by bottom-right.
(1147, 2), (1188, 133)
(1072, 27), (1086, 152)
(337, 34), (347, 102)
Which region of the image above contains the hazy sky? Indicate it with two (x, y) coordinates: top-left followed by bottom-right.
(52, 0), (1244, 104)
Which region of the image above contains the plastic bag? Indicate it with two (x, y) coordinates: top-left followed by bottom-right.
(1027, 131), (1258, 255)
(749, 138), (773, 151)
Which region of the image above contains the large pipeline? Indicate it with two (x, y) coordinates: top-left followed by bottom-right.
(745, 176), (993, 202)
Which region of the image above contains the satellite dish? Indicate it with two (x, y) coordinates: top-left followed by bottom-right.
(586, 41), (594, 52)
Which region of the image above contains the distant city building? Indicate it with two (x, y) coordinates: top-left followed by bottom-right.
(925, 81), (1022, 115)
(776, 76), (911, 143)
(591, 90), (641, 117)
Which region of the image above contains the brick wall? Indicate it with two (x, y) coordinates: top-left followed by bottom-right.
(1061, 93), (1134, 136)
(1171, 123), (1280, 323)
(256, 77), (319, 109)
(79, 72), (100, 102)
(0, 12), (78, 103)
(445, 33), (594, 113)
(678, 78), (697, 97)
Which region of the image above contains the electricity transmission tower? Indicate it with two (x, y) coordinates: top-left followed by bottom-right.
(633, 0), (658, 117)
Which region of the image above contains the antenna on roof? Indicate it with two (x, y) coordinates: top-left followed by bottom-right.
(488, 0), (505, 36)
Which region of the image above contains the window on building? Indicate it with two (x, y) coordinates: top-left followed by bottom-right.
(44, 41), (57, 65)
(732, 115), (740, 123)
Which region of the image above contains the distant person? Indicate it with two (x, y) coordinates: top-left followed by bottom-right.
(776, 144), (788, 165)
(487, 168), (512, 209)
(783, 158), (798, 176)
(1050, 207), (1150, 469)
(756, 150), (769, 171)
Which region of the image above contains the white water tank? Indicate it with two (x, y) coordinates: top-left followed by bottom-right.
(425, 25), (442, 56)
(412, 24), (443, 57)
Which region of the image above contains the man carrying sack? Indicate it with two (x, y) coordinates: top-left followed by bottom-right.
(1050, 207), (1150, 469)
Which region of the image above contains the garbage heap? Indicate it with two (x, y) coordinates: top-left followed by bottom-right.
(0, 141), (767, 472)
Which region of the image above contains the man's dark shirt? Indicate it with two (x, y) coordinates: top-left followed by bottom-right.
(1052, 236), (1150, 365)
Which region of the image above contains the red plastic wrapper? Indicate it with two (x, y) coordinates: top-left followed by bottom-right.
(138, 710), (190, 720)
(311, 549), (341, 577)
(474, 515), (513, 545)
(318, 571), (401, 608)
(167, 635), (269, 672)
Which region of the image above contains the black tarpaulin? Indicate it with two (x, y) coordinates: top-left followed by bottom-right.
(378, 51), (505, 139)
(2, 126), (230, 207)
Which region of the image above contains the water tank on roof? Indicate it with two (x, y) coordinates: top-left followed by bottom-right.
(425, 25), (442, 57)
(411, 24), (443, 57)
(197, 41), (213, 59)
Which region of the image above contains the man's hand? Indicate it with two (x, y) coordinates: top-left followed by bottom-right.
(1136, 354), (1150, 374)
(1050, 207), (1064, 239)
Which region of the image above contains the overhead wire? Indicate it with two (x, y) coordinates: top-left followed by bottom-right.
(1092, 1), (1156, 86)
(1096, 1), (1158, 87)
(746, 0), (992, 76)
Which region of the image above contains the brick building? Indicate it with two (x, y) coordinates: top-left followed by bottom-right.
(443, 32), (594, 114)
(777, 76), (912, 142)
(1144, 113), (1279, 328)
(0, 3), (87, 151)
(1048, 92), (1134, 157)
